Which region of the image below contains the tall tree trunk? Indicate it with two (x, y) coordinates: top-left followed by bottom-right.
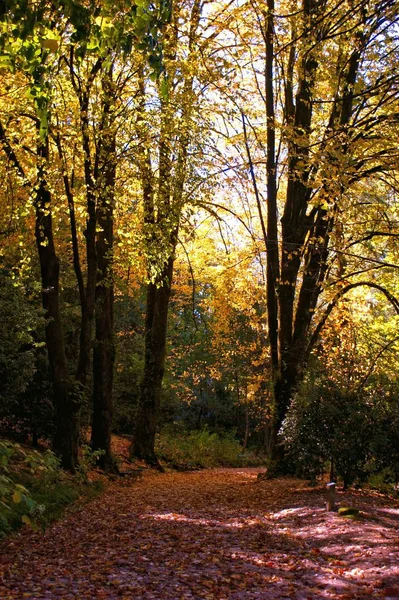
(65, 55), (104, 390)
(0, 112), (80, 471)
(276, 39), (318, 443)
(91, 78), (116, 470)
(133, 256), (174, 466)
(77, 85), (99, 386)
(35, 137), (79, 471)
(264, 0), (279, 374)
(91, 205), (115, 469)
(56, 135), (96, 389)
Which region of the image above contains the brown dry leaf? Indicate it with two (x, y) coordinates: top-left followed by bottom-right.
(1, 462), (399, 599)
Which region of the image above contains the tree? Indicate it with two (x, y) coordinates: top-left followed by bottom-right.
(0, 0), (397, 477)
(164, 230), (270, 446)
(0, 3), (83, 469)
(225, 0), (399, 466)
(131, 0), (206, 464)
(0, 0), (170, 469)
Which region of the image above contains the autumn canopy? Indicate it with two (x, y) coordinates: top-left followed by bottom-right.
(0, 0), (398, 481)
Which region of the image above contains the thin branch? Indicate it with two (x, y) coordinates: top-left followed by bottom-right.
(0, 121), (30, 186)
(241, 111), (268, 246)
(306, 281), (399, 358)
(355, 335), (399, 393)
(178, 237), (199, 331)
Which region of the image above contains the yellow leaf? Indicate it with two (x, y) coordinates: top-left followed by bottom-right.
(41, 38), (59, 52)
(21, 515), (32, 526)
(12, 490), (22, 504)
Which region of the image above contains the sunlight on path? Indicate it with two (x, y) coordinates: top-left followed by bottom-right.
(1, 468), (399, 599)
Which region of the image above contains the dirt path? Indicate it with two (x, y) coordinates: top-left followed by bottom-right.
(1, 468), (399, 599)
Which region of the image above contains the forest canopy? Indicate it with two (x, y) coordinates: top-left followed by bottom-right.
(0, 0), (398, 485)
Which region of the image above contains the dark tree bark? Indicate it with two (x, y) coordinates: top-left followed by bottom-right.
(35, 137), (79, 471)
(1, 115), (79, 471)
(65, 54), (105, 389)
(90, 71), (117, 470)
(55, 132), (95, 389)
(133, 258), (174, 465)
(76, 88), (98, 388)
(65, 55), (117, 469)
(133, 83), (178, 464)
(91, 154), (116, 469)
(264, 0), (280, 374)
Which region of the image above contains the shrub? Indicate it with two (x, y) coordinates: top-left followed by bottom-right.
(281, 375), (373, 487)
(0, 270), (55, 442)
(0, 440), (101, 537)
(0, 273), (37, 404)
(366, 467), (398, 496)
(156, 425), (263, 469)
(368, 391), (399, 480)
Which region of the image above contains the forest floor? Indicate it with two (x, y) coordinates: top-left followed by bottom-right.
(1, 462), (399, 599)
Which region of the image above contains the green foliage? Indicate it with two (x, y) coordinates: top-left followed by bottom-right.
(156, 425), (264, 470)
(282, 370), (399, 489)
(281, 374), (373, 486)
(367, 388), (399, 480)
(113, 348), (143, 434)
(0, 440), (55, 533)
(0, 271), (38, 402)
(111, 291), (145, 435)
(0, 0), (171, 77)
(0, 271), (54, 441)
(76, 445), (106, 479)
(0, 440), (101, 537)
(366, 467), (398, 495)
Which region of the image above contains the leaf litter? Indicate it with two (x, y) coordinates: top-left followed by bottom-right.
(1, 466), (399, 599)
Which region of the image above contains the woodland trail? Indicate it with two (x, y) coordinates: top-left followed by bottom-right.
(1, 468), (399, 600)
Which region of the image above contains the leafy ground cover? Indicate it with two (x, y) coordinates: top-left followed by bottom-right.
(0, 440), (103, 537)
(1, 462), (399, 599)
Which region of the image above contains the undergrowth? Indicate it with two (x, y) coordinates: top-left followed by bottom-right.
(366, 467), (399, 496)
(156, 426), (265, 470)
(0, 440), (102, 537)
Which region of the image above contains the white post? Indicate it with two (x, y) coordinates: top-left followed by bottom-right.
(326, 482), (336, 511)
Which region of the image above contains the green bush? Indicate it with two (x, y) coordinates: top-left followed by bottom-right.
(112, 342), (143, 435)
(0, 270), (55, 442)
(368, 391), (399, 480)
(0, 273), (37, 403)
(281, 367), (399, 491)
(366, 467), (398, 496)
(156, 426), (263, 469)
(281, 375), (373, 487)
(0, 440), (101, 537)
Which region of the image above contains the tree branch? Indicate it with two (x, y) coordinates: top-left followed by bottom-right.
(306, 281), (399, 358)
